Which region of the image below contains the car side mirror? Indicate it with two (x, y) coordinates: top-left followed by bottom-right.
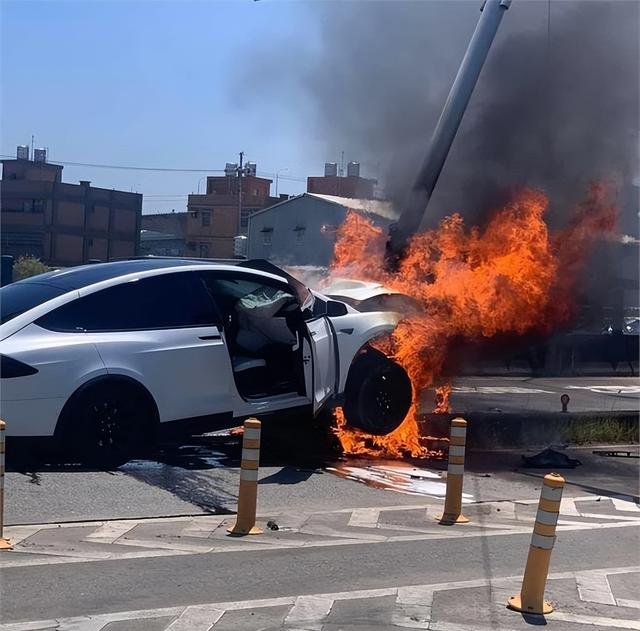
(326, 300), (348, 317)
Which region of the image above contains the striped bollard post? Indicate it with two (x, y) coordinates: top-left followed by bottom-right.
(507, 473), (565, 615)
(0, 420), (11, 550)
(437, 417), (469, 525)
(227, 418), (263, 536)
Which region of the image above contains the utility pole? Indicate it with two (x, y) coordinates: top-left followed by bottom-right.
(237, 151), (244, 235)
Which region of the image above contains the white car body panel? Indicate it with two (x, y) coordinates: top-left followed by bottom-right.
(92, 325), (233, 423)
(331, 311), (402, 393)
(1, 323), (108, 435)
(306, 316), (337, 411)
(0, 262), (403, 438)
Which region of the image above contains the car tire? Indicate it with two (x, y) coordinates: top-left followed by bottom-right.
(343, 348), (412, 435)
(56, 380), (156, 468)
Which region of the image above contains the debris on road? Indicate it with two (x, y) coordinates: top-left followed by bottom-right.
(521, 448), (582, 469)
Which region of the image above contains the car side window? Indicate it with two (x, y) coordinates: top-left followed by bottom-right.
(35, 272), (218, 332)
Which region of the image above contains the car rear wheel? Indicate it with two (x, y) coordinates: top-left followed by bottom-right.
(56, 380), (156, 468)
(343, 348), (412, 435)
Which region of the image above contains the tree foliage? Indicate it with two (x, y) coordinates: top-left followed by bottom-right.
(13, 256), (51, 281)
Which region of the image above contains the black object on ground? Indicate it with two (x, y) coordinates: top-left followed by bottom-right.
(592, 449), (640, 458)
(521, 448), (582, 469)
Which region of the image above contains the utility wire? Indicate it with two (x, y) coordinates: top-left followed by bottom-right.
(0, 153), (309, 182)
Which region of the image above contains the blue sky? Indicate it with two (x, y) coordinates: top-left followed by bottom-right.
(1, 0), (322, 212)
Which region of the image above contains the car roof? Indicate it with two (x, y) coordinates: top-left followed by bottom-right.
(14, 259), (286, 292)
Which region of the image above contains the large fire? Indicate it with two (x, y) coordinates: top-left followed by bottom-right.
(330, 184), (617, 457)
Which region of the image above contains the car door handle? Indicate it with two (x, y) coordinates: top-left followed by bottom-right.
(310, 330), (317, 336)
(199, 334), (222, 341)
(339, 328), (354, 334)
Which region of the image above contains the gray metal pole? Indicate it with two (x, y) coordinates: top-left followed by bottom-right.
(389, 0), (511, 259)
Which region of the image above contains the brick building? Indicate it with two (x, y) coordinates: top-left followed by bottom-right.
(184, 170), (280, 258)
(1, 147), (141, 266)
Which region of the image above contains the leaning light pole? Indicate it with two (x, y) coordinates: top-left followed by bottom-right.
(386, 0), (512, 266)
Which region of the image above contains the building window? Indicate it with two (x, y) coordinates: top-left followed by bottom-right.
(294, 226), (306, 244)
(262, 230), (273, 246)
(201, 211), (211, 227)
(22, 199), (45, 213)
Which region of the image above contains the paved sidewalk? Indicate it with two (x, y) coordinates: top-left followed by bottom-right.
(1, 566), (639, 630)
(1, 495), (638, 568)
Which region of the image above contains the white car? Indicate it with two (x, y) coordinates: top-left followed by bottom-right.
(0, 259), (411, 465)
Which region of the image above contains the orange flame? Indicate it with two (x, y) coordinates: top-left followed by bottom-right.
(331, 185), (617, 458)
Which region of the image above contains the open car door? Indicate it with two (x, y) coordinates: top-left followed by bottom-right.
(238, 261), (337, 413)
(304, 316), (336, 412)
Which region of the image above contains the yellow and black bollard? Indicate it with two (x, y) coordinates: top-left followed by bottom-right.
(437, 417), (469, 525)
(228, 418), (263, 536)
(0, 420), (11, 550)
(507, 472), (565, 615)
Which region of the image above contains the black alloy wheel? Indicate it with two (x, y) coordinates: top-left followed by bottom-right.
(57, 381), (155, 468)
(343, 348), (413, 435)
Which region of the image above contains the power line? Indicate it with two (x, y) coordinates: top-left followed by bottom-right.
(0, 154), (225, 174)
(1, 153), (311, 182)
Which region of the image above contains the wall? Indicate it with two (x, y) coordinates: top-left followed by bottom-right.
(1, 172), (142, 266)
(248, 196), (346, 267)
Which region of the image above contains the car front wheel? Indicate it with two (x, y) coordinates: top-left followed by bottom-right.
(56, 380), (156, 468)
(343, 348), (412, 435)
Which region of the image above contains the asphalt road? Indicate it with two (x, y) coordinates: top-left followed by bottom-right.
(2, 522), (639, 623)
(4, 376), (638, 526)
(425, 376), (640, 415)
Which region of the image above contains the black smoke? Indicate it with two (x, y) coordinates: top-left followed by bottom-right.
(242, 0), (638, 236)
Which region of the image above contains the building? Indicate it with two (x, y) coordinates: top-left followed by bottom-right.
(307, 161), (376, 200)
(248, 192), (397, 267)
(140, 212), (188, 256)
(1, 146), (141, 266)
(185, 166), (281, 258)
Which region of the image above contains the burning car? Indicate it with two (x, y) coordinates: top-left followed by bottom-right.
(0, 258), (412, 465)
(324, 278), (420, 314)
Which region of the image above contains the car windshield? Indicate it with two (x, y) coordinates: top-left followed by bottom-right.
(0, 281), (70, 325)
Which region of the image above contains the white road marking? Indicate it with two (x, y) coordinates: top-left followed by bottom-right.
(452, 387), (554, 394)
(552, 612), (640, 629)
(576, 570), (616, 605)
(577, 513), (640, 522)
(164, 604), (224, 630)
(617, 599), (640, 609)
(347, 507), (380, 528)
(612, 499), (640, 513)
(85, 521), (138, 544)
(565, 385), (640, 394)
(3, 568), (640, 631)
(560, 498), (580, 516)
(284, 595), (334, 629)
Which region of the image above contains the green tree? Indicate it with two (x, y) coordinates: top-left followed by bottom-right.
(13, 256), (50, 281)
